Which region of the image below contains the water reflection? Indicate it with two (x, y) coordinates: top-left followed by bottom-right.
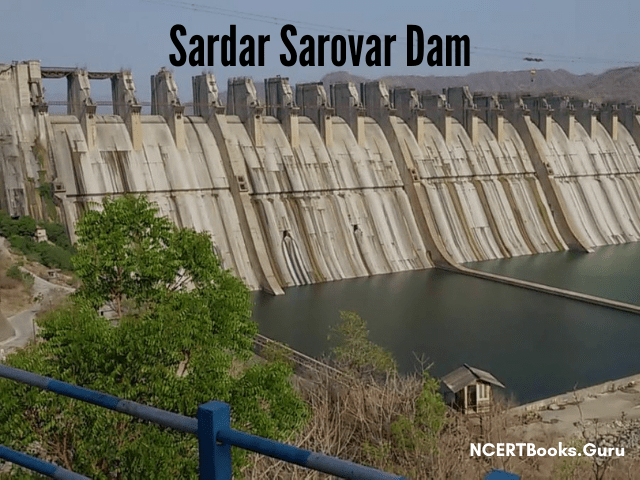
(253, 245), (640, 403)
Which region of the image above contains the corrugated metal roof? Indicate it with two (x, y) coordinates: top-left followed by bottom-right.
(441, 364), (505, 392)
(467, 365), (505, 389)
(441, 367), (477, 393)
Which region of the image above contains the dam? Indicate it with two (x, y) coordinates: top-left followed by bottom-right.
(2, 60), (640, 295)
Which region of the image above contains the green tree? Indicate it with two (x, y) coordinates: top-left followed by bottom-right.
(0, 195), (308, 479)
(390, 371), (448, 451)
(73, 195), (184, 316)
(329, 310), (398, 378)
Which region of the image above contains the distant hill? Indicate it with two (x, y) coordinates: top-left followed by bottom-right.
(319, 66), (640, 105)
(222, 66), (640, 106)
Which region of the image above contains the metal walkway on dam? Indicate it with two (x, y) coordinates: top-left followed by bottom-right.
(1, 60), (640, 311)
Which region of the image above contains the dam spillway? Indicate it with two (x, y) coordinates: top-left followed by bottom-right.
(2, 61), (640, 294)
(390, 87), (567, 263)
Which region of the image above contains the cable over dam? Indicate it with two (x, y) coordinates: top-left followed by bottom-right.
(2, 60), (640, 310)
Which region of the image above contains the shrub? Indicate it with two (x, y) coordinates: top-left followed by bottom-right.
(35, 241), (73, 271)
(15, 216), (36, 237)
(6, 264), (22, 280)
(40, 220), (73, 251)
(5, 264), (34, 289)
(329, 310), (398, 378)
(0, 209), (73, 270)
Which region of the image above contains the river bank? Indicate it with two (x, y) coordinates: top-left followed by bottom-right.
(510, 373), (640, 444)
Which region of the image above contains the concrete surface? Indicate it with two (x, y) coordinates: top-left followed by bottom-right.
(512, 375), (640, 442)
(4, 61), (640, 297)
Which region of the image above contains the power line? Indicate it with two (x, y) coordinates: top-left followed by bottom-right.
(143, 0), (383, 37)
(142, 0), (639, 67)
(476, 46), (638, 66)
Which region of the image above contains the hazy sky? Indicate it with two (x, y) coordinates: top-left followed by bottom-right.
(1, 0), (639, 102)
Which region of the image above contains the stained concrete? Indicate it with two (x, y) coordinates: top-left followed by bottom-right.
(3, 61), (640, 299)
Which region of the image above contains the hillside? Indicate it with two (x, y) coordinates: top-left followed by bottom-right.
(319, 66), (640, 104)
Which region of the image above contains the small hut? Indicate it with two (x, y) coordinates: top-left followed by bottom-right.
(441, 364), (505, 414)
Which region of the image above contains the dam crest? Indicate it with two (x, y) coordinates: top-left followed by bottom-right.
(2, 60), (640, 295)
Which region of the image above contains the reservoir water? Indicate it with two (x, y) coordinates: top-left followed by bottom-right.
(253, 243), (640, 404)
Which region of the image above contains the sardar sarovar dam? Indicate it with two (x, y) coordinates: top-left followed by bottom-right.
(2, 61), (640, 401)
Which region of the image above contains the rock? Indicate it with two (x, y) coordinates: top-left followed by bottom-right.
(548, 403), (560, 411)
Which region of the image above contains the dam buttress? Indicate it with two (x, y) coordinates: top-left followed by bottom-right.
(2, 60), (640, 294)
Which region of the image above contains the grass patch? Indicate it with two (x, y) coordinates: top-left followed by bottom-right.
(6, 264), (34, 289)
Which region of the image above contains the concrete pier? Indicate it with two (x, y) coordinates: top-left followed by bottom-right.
(3, 60), (640, 303)
(151, 68), (185, 149)
(296, 82), (333, 146)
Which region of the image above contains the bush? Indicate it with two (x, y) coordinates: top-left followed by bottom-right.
(5, 264), (34, 289)
(0, 211), (74, 271)
(35, 241), (73, 271)
(0, 211), (20, 238)
(6, 264), (22, 280)
(40, 220), (72, 251)
(391, 371), (448, 451)
(329, 310), (398, 378)
(15, 216), (36, 237)
(7, 234), (30, 255)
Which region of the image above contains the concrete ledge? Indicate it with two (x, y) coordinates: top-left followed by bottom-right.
(448, 265), (640, 315)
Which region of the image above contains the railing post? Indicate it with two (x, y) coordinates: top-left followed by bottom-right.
(198, 401), (232, 480)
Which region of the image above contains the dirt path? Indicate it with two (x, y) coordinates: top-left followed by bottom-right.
(0, 269), (74, 359)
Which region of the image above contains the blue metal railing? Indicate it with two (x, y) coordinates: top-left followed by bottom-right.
(0, 445), (90, 480)
(0, 364), (404, 479)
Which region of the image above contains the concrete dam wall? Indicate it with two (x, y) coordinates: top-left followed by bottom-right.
(519, 96), (640, 248)
(2, 61), (640, 294)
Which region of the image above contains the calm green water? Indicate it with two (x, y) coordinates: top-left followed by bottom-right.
(467, 243), (640, 305)
(252, 243), (640, 404)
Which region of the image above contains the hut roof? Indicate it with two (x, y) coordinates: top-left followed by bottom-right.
(441, 364), (505, 393)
